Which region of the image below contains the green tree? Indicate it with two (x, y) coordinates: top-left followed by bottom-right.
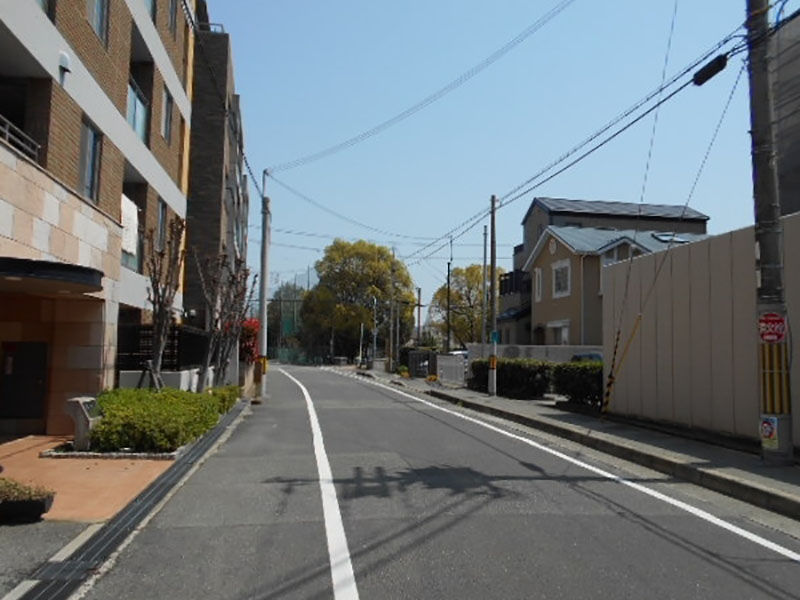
(300, 239), (415, 359)
(429, 264), (504, 347)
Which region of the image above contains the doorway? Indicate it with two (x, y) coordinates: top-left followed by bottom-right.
(0, 342), (48, 432)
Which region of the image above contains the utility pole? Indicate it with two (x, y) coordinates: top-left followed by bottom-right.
(258, 170), (271, 400)
(417, 287), (422, 344)
(488, 195), (498, 396)
(481, 224), (487, 359)
(372, 296), (378, 367)
(358, 322), (364, 365)
(446, 236), (452, 353)
(389, 248), (396, 372)
(746, 0), (793, 464)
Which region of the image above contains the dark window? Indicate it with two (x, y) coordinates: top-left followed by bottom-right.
(157, 198), (167, 250)
(87, 0), (109, 45)
(168, 0), (177, 35)
(79, 120), (102, 203)
(161, 88), (173, 143)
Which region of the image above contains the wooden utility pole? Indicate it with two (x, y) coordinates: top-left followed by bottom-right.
(488, 195), (498, 396)
(745, 0), (793, 463)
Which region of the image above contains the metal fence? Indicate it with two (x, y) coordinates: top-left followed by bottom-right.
(117, 324), (210, 371)
(437, 355), (467, 386)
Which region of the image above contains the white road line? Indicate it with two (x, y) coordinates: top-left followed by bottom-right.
(1, 580), (39, 600)
(327, 368), (800, 564)
(279, 369), (360, 600)
(48, 523), (104, 563)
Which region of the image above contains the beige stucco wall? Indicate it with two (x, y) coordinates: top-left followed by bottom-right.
(603, 212), (800, 442)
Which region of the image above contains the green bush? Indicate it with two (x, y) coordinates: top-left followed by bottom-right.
(208, 385), (240, 414)
(90, 388), (221, 453)
(0, 478), (53, 501)
(552, 361), (604, 406)
(468, 358), (552, 399)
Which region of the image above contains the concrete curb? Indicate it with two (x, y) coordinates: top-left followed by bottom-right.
(425, 389), (800, 520)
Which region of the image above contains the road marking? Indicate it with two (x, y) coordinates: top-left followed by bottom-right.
(328, 368), (800, 563)
(1, 580), (38, 600)
(279, 369), (360, 600)
(48, 523), (104, 563)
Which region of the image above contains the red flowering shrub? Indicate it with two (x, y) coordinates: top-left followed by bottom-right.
(239, 318), (260, 364)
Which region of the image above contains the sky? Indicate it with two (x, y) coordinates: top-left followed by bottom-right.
(208, 0), (793, 317)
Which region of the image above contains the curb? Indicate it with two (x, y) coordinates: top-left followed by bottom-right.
(425, 389), (800, 520)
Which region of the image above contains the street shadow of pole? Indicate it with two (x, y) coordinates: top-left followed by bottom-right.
(568, 481), (800, 600)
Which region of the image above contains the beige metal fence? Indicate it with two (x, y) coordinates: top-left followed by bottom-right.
(602, 212), (800, 442)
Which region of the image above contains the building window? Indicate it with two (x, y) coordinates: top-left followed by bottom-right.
(157, 198), (167, 250)
(168, 0), (177, 35)
(127, 78), (149, 144)
(87, 0), (109, 45)
(144, 0), (156, 21)
(79, 120), (102, 203)
(552, 259), (571, 299)
(161, 88), (173, 143)
(534, 268), (542, 302)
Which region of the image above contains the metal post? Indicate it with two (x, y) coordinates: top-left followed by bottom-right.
(373, 296), (378, 367)
(488, 195), (498, 396)
(417, 287), (422, 344)
(389, 249), (395, 372)
(258, 170), (271, 400)
(481, 224), (487, 359)
(358, 322), (364, 365)
(746, 0), (793, 463)
(446, 260), (451, 353)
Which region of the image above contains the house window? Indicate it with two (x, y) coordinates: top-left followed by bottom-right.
(168, 0), (177, 35)
(552, 259), (571, 299)
(157, 198), (167, 250)
(144, 0), (156, 21)
(87, 0), (109, 45)
(79, 120), (102, 203)
(534, 268), (542, 302)
(161, 88), (173, 143)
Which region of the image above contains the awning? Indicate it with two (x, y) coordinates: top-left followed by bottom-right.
(0, 257), (103, 296)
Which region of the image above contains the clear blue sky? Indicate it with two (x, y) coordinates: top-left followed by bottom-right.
(209, 0), (789, 311)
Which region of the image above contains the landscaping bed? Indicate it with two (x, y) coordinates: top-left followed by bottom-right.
(0, 478), (54, 523)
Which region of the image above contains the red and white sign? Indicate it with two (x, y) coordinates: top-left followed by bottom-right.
(758, 312), (787, 343)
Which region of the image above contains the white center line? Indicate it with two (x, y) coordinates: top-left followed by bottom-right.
(279, 368), (360, 600)
(328, 368), (800, 564)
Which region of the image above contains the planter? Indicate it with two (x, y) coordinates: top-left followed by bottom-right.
(0, 495), (54, 524)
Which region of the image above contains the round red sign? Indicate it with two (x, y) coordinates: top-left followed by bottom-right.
(758, 312), (787, 343)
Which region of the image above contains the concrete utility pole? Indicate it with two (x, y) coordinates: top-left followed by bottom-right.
(446, 236), (452, 353)
(745, 0), (793, 463)
(389, 248), (396, 372)
(417, 287), (422, 344)
(488, 195), (498, 396)
(358, 322), (364, 364)
(258, 170), (271, 400)
(372, 296), (378, 366)
(481, 224), (487, 358)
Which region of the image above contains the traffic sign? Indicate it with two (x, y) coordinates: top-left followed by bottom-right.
(758, 312), (787, 343)
(491, 331), (499, 344)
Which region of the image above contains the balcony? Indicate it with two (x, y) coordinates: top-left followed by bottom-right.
(0, 111), (40, 162)
(500, 270), (531, 296)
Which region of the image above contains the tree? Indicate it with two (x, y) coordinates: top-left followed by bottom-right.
(429, 264), (504, 347)
(300, 239), (415, 359)
(145, 217), (186, 388)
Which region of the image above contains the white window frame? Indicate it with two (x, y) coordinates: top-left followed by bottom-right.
(551, 258), (571, 299)
(534, 268), (542, 302)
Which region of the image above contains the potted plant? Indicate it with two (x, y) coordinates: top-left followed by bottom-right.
(0, 477), (55, 523)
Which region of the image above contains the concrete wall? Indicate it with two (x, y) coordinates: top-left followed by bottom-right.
(602, 212), (800, 442)
(467, 343), (601, 363)
(118, 366), (214, 391)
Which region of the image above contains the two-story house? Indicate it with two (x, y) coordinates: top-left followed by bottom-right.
(498, 197), (709, 346)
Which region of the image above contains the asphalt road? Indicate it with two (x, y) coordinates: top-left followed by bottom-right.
(80, 366), (800, 600)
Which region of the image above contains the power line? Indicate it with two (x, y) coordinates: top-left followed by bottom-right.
(267, 0), (578, 173)
(249, 225), (514, 247)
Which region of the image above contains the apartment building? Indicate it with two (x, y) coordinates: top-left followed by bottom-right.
(0, 0), (195, 435)
(184, 0), (248, 331)
(498, 197), (709, 346)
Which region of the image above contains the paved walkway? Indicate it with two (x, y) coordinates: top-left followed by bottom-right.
(0, 436), (170, 522)
(357, 367), (800, 519)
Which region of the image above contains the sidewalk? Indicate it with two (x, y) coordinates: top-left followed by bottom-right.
(356, 368), (800, 520)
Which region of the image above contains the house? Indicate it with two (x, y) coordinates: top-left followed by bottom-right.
(0, 0), (195, 434)
(497, 197), (709, 346)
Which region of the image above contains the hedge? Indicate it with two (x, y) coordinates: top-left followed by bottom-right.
(552, 361), (604, 406)
(468, 358), (552, 399)
(90, 386), (238, 453)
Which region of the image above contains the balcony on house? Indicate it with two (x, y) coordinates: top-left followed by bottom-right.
(127, 21), (154, 146)
(500, 270), (531, 296)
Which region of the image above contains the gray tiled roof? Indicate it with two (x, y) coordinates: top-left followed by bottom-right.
(550, 225), (707, 254)
(525, 197), (709, 223)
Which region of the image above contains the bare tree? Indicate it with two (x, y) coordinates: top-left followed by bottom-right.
(194, 251), (256, 391)
(145, 217), (186, 389)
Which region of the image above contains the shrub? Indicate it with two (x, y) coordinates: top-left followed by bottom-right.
(239, 318), (260, 364)
(552, 361), (604, 406)
(468, 358), (552, 399)
(396, 365), (409, 376)
(0, 478), (53, 502)
(90, 388), (221, 453)
(208, 385), (240, 413)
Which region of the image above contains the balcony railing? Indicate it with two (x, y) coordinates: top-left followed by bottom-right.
(0, 112), (40, 163)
